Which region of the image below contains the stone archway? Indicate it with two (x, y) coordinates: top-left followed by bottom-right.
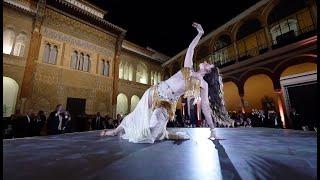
(3, 76), (19, 117)
(243, 74), (277, 111)
(116, 93), (128, 115)
(130, 95), (140, 112)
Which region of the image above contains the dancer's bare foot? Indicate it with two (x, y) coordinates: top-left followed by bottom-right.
(100, 129), (107, 136)
(100, 129), (117, 136)
(209, 129), (225, 140)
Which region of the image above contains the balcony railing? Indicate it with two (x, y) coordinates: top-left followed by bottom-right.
(197, 7), (315, 68)
(270, 8), (316, 49)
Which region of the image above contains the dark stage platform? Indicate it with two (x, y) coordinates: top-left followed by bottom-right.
(3, 128), (317, 180)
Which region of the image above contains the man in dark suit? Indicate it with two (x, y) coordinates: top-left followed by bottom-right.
(34, 111), (46, 136)
(25, 110), (36, 137)
(47, 104), (64, 135)
(13, 115), (27, 138)
(91, 112), (104, 130)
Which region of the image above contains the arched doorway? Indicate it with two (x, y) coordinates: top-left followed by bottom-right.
(3, 76), (19, 117)
(116, 93), (128, 115)
(130, 95), (140, 112)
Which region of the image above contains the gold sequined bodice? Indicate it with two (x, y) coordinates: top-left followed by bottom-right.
(181, 67), (201, 102)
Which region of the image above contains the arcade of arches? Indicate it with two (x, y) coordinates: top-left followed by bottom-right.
(222, 62), (316, 126)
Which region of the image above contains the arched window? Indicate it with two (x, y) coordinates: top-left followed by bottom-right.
(49, 45), (58, 64)
(70, 51), (78, 69)
(13, 33), (27, 57)
(105, 61), (110, 76)
(43, 43), (50, 63)
(157, 72), (161, 83)
(123, 63), (129, 80)
(3, 28), (15, 54)
(128, 64), (133, 81)
(102, 59), (110, 76)
(119, 61), (124, 79)
(102, 59), (105, 75)
(136, 63), (148, 84)
(83, 54), (90, 72)
(151, 71), (154, 85)
(153, 72), (158, 85)
(78, 53), (84, 70)
(270, 19), (298, 44)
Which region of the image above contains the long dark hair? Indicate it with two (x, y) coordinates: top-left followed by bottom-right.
(203, 67), (233, 126)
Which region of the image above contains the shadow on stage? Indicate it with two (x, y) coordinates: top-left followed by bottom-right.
(212, 139), (242, 180)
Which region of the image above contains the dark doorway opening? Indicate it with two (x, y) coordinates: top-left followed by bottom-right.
(66, 98), (86, 132)
(287, 82), (317, 130)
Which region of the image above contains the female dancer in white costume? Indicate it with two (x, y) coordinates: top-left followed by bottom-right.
(101, 23), (233, 143)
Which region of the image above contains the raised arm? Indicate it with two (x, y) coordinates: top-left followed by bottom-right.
(184, 23), (204, 68)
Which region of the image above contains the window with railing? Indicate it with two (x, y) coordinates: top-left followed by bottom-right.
(212, 44), (236, 66)
(236, 29), (269, 61)
(269, 8), (315, 47)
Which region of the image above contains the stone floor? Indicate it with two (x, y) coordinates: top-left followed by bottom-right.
(3, 128), (317, 180)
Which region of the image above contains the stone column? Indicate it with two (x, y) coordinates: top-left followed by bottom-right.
(20, 98), (27, 114)
(239, 94), (246, 114)
(112, 33), (125, 118)
(147, 67), (152, 85)
(132, 64), (137, 82)
(128, 94), (132, 113)
(95, 54), (100, 74)
(307, 0), (317, 25)
(20, 0), (46, 108)
(264, 26), (273, 50)
(233, 42), (239, 62)
(275, 89), (287, 128)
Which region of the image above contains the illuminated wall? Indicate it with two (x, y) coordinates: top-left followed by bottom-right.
(281, 62), (316, 77)
(243, 74), (277, 110)
(223, 82), (242, 111)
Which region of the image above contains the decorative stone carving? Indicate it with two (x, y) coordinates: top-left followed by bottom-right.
(44, 9), (116, 51)
(41, 27), (114, 57)
(34, 64), (60, 84)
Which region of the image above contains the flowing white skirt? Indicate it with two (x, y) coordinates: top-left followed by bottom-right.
(119, 88), (168, 143)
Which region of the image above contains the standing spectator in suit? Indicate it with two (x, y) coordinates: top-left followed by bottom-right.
(12, 114), (24, 138)
(34, 110), (46, 136)
(25, 110), (36, 137)
(91, 112), (104, 130)
(47, 104), (64, 135)
(290, 108), (301, 130)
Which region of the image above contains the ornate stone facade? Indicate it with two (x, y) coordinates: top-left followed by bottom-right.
(3, 0), (168, 118)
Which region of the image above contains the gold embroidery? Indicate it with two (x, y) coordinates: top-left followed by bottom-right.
(151, 85), (177, 121)
(182, 67), (201, 102)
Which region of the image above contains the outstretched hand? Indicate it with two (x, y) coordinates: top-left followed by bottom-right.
(192, 22), (204, 35)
